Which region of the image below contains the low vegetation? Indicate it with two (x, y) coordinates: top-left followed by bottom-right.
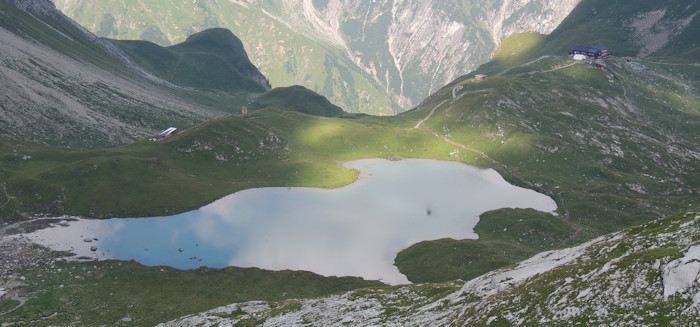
(0, 110), (450, 220)
(396, 208), (582, 283)
(1, 261), (382, 326)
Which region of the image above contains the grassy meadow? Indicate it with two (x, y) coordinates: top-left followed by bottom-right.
(1, 261), (382, 326)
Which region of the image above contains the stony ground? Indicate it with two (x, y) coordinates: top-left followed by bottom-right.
(160, 210), (700, 326)
(0, 218), (77, 316)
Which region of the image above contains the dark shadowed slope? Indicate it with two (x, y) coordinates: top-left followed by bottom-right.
(250, 85), (348, 117)
(114, 28), (270, 93)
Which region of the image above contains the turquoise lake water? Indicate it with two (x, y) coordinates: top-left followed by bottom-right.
(25, 159), (557, 284)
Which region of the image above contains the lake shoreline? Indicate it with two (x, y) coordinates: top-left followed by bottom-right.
(14, 158), (557, 285)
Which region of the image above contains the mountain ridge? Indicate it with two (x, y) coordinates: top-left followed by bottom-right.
(0, 0), (280, 147)
(52, 0), (583, 114)
(114, 28), (270, 93)
(0, 0), (215, 147)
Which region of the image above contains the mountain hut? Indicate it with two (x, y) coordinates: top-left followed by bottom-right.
(159, 127), (177, 138)
(569, 44), (610, 59)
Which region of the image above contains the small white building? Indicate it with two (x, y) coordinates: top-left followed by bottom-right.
(573, 54), (587, 61)
(159, 127), (177, 138)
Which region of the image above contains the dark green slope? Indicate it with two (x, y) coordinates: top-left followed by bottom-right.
(249, 85), (348, 117)
(115, 28), (270, 93)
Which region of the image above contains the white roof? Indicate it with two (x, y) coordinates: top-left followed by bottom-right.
(159, 127), (177, 136)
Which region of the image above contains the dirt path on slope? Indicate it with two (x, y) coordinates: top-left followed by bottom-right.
(533, 62), (577, 74)
(409, 87), (571, 221)
(0, 183), (14, 209)
(439, 134), (570, 221)
(0, 280), (28, 315)
(412, 99), (448, 129)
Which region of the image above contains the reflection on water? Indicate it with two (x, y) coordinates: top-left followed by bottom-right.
(25, 159), (557, 285)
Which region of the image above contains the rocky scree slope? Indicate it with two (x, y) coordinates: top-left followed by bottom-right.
(160, 209), (700, 326)
(53, 0), (581, 114)
(0, 0), (261, 147)
(541, 0), (700, 59)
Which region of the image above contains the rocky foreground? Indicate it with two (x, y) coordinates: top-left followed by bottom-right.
(0, 219), (69, 277)
(160, 209), (699, 326)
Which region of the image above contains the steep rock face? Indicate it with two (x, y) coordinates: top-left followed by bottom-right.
(316, 0), (581, 110)
(52, 0), (581, 114)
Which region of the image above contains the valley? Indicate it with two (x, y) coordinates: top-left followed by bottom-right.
(0, 0), (698, 325)
(52, 0), (581, 115)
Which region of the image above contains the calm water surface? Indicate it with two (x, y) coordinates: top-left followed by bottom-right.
(26, 159), (557, 284)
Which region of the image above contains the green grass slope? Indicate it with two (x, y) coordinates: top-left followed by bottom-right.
(544, 0), (700, 58)
(0, 260), (382, 326)
(0, 110), (451, 220)
(475, 0), (700, 76)
(394, 54), (698, 282)
(114, 28), (270, 93)
(395, 208), (577, 283)
(249, 85), (348, 117)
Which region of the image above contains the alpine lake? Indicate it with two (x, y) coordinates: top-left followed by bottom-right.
(22, 159), (557, 285)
